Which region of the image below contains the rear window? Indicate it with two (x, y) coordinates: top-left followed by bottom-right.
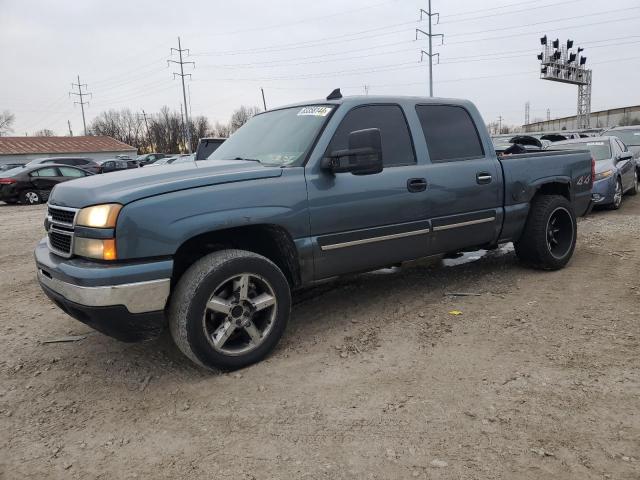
(415, 105), (484, 162)
(196, 139), (225, 160)
(608, 129), (640, 146)
(553, 141), (611, 161)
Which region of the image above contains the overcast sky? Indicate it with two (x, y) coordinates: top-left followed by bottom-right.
(1, 0), (639, 136)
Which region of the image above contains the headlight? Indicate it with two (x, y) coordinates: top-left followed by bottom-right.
(594, 169), (613, 181)
(76, 204), (122, 228)
(74, 238), (117, 260)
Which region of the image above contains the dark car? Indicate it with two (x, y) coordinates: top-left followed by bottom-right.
(95, 159), (129, 173)
(0, 164), (92, 205)
(26, 157), (101, 175)
(195, 137), (226, 160)
(136, 153), (166, 166)
(550, 137), (638, 209)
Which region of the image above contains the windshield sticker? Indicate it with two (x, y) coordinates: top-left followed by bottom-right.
(586, 142), (604, 146)
(297, 106), (332, 117)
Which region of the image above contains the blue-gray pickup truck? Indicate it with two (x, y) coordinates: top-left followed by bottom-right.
(35, 92), (594, 370)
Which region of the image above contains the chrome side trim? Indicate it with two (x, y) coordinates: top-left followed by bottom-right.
(320, 227), (431, 251)
(432, 216), (495, 232)
(37, 270), (170, 314)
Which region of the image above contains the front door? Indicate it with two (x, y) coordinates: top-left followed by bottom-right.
(306, 104), (431, 279)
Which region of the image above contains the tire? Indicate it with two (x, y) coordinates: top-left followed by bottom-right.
(20, 190), (42, 205)
(169, 249), (291, 371)
(514, 194), (577, 270)
(609, 178), (623, 210)
(628, 170), (638, 196)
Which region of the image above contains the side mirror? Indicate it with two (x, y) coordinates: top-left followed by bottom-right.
(321, 128), (383, 175)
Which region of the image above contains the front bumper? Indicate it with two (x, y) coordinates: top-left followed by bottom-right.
(591, 176), (616, 204)
(35, 238), (173, 341)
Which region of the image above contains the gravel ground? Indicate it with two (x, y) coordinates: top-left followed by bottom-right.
(0, 197), (639, 479)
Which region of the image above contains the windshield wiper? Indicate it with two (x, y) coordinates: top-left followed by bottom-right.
(230, 157), (262, 163)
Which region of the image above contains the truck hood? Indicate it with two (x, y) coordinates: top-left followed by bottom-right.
(49, 160), (283, 208)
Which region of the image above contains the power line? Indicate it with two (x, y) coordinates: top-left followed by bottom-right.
(168, 37), (195, 153)
(69, 75), (91, 136)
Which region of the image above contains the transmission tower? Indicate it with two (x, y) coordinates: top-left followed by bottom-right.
(416, 1), (443, 97)
(69, 75), (91, 136)
(525, 101), (530, 127)
(546, 108), (551, 121)
(168, 37), (195, 153)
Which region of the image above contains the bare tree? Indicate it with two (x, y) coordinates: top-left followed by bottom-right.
(229, 106), (261, 133)
(33, 129), (55, 137)
(212, 121), (231, 138)
(0, 110), (15, 136)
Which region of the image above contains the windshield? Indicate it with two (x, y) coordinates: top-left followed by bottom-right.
(208, 105), (335, 166)
(553, 141), (612, 160)
(608, 129), (640, 146)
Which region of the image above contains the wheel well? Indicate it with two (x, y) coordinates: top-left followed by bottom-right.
(172, 225), (301, 288)
(536, 182), (570, 201)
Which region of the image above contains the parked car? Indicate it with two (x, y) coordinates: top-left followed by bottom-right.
(95, 159), (129, 173)
(136, 153), (166, 166)
(0, 164), (92, 205)
(147, 156), (176, 167)
(195, 137), (226, 160)
(35, 93), (593, 371)
(550, 137), (638, 209)
(601, 126), (640, 173)
(0, 163), (24, 172)
(493, 135), (544, 154)
(172, 154), (196, 165)
(26, 157), (101, 174)
(126, 159), (141, 169)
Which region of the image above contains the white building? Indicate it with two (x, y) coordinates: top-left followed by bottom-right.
(0, 136), (137, 166)
(524, 104), (640, 132)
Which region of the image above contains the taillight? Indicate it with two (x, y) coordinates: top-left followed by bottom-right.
(590, 157), (595, 187)
(0, 178), (16, 185)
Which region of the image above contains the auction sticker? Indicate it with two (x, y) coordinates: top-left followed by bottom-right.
(298, 106), (333, 117)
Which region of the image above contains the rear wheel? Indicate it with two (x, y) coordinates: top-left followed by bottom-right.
(515, 194), (576, 270)
(20, 190), (42, 205)
(169, 249), (291, 371)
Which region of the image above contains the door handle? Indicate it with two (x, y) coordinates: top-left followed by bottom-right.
(476, 172), (492, 185)
(407, 178), (427, 192)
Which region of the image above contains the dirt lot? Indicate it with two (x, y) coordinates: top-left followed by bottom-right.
(0, 198), (639, 480)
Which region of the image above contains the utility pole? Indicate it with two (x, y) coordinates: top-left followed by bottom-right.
(69, 75), (91, 135)
(546, 108), (551, 121)
(138, 110), (152, 151)
(67, 120), (73, 137)
(498, 115), (503, 134)
(525, 101), (530, 126)
(180, 103), (186, 153)
(416, 1), (443, 97)
(363, 85), (370, 95)
(261, 87), (267, 111)
(168, 37), (195, 153)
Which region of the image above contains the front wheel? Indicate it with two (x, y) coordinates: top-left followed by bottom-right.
(515, 194), (577, 270)
(628, 170), (638, 196)
(169, 249), (291, 371)
(610, 178), (623, 209)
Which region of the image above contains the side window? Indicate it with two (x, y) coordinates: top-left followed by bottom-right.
(35, 167), (59, 177)
(326, 105), (415, 167)
(76, 159), (89, 165)
(59, 167), (86, 177)
(415, 105), (485, 162)
(105, 161), (113, 168)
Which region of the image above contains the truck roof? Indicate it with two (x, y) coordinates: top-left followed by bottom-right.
(275, 94), (476, 111)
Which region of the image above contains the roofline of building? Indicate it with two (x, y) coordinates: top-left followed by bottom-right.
(523, 104), (640, 127)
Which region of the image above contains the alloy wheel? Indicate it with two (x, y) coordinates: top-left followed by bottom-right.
(202, 273), (277, 356)
(546, 206), (574, 259)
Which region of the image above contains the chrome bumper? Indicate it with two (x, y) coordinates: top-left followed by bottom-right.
(37, 269), (170, 314)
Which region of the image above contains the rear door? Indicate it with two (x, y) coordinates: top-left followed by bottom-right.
(414, 104), (502, 254)
(29, 167), (61, 192)
(58, 166), (89, 182)
(306, 104), (431, 279)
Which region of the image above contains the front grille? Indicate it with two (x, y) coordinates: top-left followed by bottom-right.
(47, 204), (78, 258)
(48, 230), (72, 255)
(48, 207), (76, 225)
